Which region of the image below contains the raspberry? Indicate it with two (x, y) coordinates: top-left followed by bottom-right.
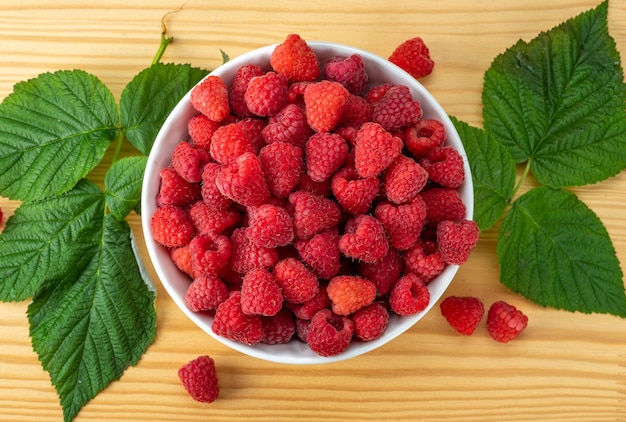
(365, 83), (394, 103)
(262, 103), (312, 148)
(374, 197), (426, 251)
(405, 118), (446, 159)
(212, 291), (264, 345)
(189, 232), (232, 277)
(486, 301), (528, 343)
(157, 167), (200, 207)
(230, 64), (264, 117)
(209, 123), (256, 165)
(436, 219), (479, 265)
(200, 163), (232, 210)
(439, 296), (484, 336)
(178, 355), (219, 403)
(189, 201), (240, 236)
(419, 187), (467, 226)
(304, 80), (350, 133)
(285, 81), (310, 105)
(372, 85), (422, 131)
(171, 141), (211, 184)
(337, 94), (373, 129)
(353, 122), (403, 178)
(305, 132), (350, 182)
(419, 146), (465, 189)
(295, 317), (310, 343)
(294, 230), (341, 280)
(306, 309), (354, 357)
(171, 245), (194, 278)
(270, 34), (320, 82)
(338, 214), (389, 263)
(261, 307), (296, 345)
(215, 152), (269, 207)
(184, 274), (230, 312)
(258, 142), (303, 198)
(246, 204), (294, 249)
(287, 286), (330, 320)
(236, 117), (266, 152)
(389, 273), (430, 316)
(229, 228), (279, 274)
(388, 37), (435, 79)
(323, 54), (368, 95)
(331, 166), (379, 215)
(151, 205), (195, 248)
(244, 71), (288, 117)
(357, 248), (402, 295)
(352, 302), (389, 341)
(190, 75), (230, 122)
(402, 239), (446, 282)
(327, 275), (377, 316)
(188, 114), (221, 151)
(383, 155), (428, 205)
(288, 190), (342, 239)
(273, 257), (320, 304)
(240, 268), (283, 316)
(297, 173), (332, 197)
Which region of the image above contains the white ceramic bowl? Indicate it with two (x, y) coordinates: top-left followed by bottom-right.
(141, 41), (474, 364)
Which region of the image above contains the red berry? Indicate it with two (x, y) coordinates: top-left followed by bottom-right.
(439, 296), (484, 335)
(288, 190), (342, 239)
(236, 117), (267, 151)
(405, 118), (446, 159)
(215, 152), (269, 207)
(244, 71), (288, 117)
(188, 232), (232, 277)
(188, 114), (221, 151)
(337, 94), (373, 129)
(374, 197), (426, 251)
(389, 273), (430, 316)
(338, 214), (389, 263)
(294, 230), (341, 280)
(258, 142), (303, 198)
(327, 275), (377, 316)
(305, 132), (350, 182)
(273, 257), (319, 304)
(419, 187), (467, 227)
(419, 146), (465, 189)
(240, 268), (283, 316)
(262, 103), (312, 148)
(189, 201), (240, 236)
(307, 309), (354, 357)
(352, 302), (389, 341)
(297, 173), (332, 197)
(178, 355), (219, 403)
(200, 163), (232, 210)
(331, 166), (379, 215)
(287, 286), (330, 320)
(184, 274), (230, 312)
(171, 245), (194, 278)
(486, 301), (528, 343)
(209, 123), (256, 166)
(402, 239), (446, 283)
(230, 64), (264, 117)
(190, 75), (230, 122)
(365, 83), (394, 104)
(353, 122), (403, 178)
(171, 141), (211, 183)
(358, 248), (402, 295)
(304, 80), (350, 133)
(261, 307), (296, 345)
(437, 219), (479, 265)
(383, 155), (428, 204)
(323, 54), (368, 95)
(229, 228), (279, 274)
(372, 85), (422, 131)
(157, 167), (200, 207)
(212, 291), (264, 345)
(388, 37), (435, 79)
(151, 205), (195, 248)
(270, 34), (320, 82)
(246, 204), (294, 249)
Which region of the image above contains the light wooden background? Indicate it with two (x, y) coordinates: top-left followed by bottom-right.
(1, 1), (625, 421)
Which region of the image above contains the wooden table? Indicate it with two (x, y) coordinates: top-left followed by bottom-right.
(1, 1), (625, 421)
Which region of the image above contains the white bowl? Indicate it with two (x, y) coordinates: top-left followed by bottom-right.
(141, 41), (474, 364)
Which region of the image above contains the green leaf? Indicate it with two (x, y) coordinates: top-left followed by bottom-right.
(482, 0), (626, 188)
(0, 180), (105, 302)
(120, 63), (209, 155)
(497, 186), (626, 316)
(451, 116), (516, 231)
(105, 155), (148, 220)
(28, 214), (157, 422)
(0, 70), (119, 201)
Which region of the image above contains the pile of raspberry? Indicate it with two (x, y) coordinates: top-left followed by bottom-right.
(151, 33), (479, 358)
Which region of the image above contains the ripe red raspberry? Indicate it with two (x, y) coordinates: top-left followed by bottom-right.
(297, 173), (332, 197)
(229, 228), (279, 274)
(287, 286), (330, 320)
(419, 146), (465, 189)
(171, 141), (211, 184)
(304, 80), (350, 133)
(338, 214), (389, 263)
(327, 275), (377, 316)
(353, 122), (404, 178)
(419, 187), (467, 227)
(295, 317), (310, 343)
(262, 103), (312, 148)
(200, 163), (232, 210)
(189, 201), (240, 236)
(486, 301), (528, 343)
(305, 132), (350, 182)
(372, 85), (422, 131)
(270, 34), (320, 82)
(157, 166), (200, 207)
(389, 273), (430, 316)
(358, 248), (402, 295)
(244, 71), (288, 117)
(288, 190), (342, 239)
(273, 257), (319, 304)
(188, 113), (220, 151)
(365, 83), (394, 103)
(352, 302), (389, 341)
(151, 205), (195, 248)
(236, 117), (266, 152)
(307, 309), (354, 357)
(402, 239), (446, 283)
(437, 219), (479, 265)
(337, 94), (373, 129)
(240, 268), (283, 316)
(188, 232), (232, 277)
(190, 75), (230, 122)
(383, 155), (428, 204)
(261, 307), (296, 345)
(258, 142), (303, 198)
(215, 152), (269, 207)
(294, 230), (342, 280)
(285, 81), (310, 105)
(246, 204), (294, 249)
(171, 245), (194, 278)
(331, 166), (379, 215)
(212, 291), (264, 345)
(323, 54), (368, 95)
(209, 123), (256, 166)
(230, 64), (264, 117)
(374, 197), (426, 251)
(405, 118), (446, 159)
(178, 355), (219, 403)
(439, 296), (484, 336)
(184, 274), (230, 312)
(388, 37), (435, 79)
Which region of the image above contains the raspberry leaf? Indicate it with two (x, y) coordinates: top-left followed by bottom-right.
(105, 155), (148, 220)
(497, 186), (626, 317)
(120, 63), (208, 155)
(483, 0), (626, 188)
(0, 70), (118, 202)
(451, 116), (516, 231)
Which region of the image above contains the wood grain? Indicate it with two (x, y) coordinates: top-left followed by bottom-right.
(1, 1), (626, 421)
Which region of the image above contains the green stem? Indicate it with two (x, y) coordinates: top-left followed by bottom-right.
(152, 33), (173, 65)
(111, 129), (125, 167)
(510, 159), (532, 203)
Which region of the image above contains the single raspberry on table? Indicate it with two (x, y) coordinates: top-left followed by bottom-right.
(352, 302), (389, 341)
(190, 75), (230, 122)
(388, 37), (435, 79)
(212, 291), (264, 346)
(188, 232), (232, 277)
(215, 152), (269, 207)
(287, 285), (330, 320)
(261, 307), (296, 345)
(184, 274), (230, 312)
(258, 141), (303, 198)
(288, 190), (342, 239)
(246, 204), (294, 249)
(327, 275), (377, 316)
(338, 214), (389, 263)
(240, 268), (283, 316)
(437, 219), (479, 265)
(419, 187), (467, 227)
(270, 33), (320, 82)
(200, 163), (232, 210)
(374, 197), (426, 251)
(353, 122), (403, 178)
(304, 80), (350, 133)
(171, 141), (211, 184)
(419, 146), (465, 189)
(487, 301), (528, 343)
(228, 228), (279, 274)
(157, 167), (200, 207)
(323, 54), (368, 95)
(439, 296), (484, 335)
(306, 308), (354, 357)
(178, 355), (219, 403)
(331, 166), (379, 215)
(273, 257), (319, 304)
(402, 239), (446, 283)
(305, 132), (350, 182)
(358, 248), (402, 296)
(389, 273), (430, 316)
(188, 114), (221, 151)
(383, 155), (428, 205)
(404, 118), (446, 159)
(244, 71), (289, 117)
(209, 123), (256, 165)
(372, 85), (423, 131)
(151, 205), (195, 248)
(188, 201), (240, 236)
(230, 64), (264, 117)
(262, 103), (312, 148)
(337, 94), (373, 129)
(294, 230), (341, 280)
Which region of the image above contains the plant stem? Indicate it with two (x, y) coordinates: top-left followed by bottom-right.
(510, 159), (532, 203)
(152, 7), (183, 64)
